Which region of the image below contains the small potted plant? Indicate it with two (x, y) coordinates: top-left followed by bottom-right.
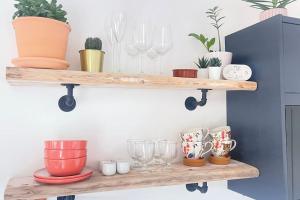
(189, 6), (232, 67)
(242, 0), (297, 21)
(80, 37), (105, 73)
(12, 0), (71, 69)
(209, 57), (222, 80)
(195, 57), (209, 79)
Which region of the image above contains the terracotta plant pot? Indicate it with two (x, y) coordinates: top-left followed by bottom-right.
(259, 8), (287, 21)
(12, 17), (71, 69)
(173, 69), (198, 78)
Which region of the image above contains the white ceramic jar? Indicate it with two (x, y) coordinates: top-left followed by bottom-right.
(99, 160), (116, 176)
(117, 161), (130, 174)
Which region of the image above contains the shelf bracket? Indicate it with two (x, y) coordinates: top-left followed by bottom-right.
(186, 182), (208, 193)
(185, 89), (210, 111)
(57, 195), (76, 200)
(58, 84), (80, 112)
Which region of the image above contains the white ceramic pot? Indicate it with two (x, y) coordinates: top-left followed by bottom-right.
(198, 68), (209, 79)
(205, 51), (233, 67)
(259, 8), (287, 21)
(209, 67), (222, 80)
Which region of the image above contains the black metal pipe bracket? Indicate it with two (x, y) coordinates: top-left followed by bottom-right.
(185, 89), (210, 111)
(58, 84), (80, 112)
(186, 182), (208, 193)
(57, 195), (76, 200)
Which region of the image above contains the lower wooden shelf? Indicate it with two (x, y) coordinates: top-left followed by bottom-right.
(5, 160), (259, 200)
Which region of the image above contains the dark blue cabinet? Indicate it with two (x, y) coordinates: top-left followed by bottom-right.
(226, 15), (300, 200)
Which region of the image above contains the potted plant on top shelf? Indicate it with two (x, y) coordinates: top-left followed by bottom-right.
(242, 0), (297, 21)
(195, 57), (209, 79)
(189, 6), (232, 68)
(12, 0), (71, 70)
(208, 57), (222, 80)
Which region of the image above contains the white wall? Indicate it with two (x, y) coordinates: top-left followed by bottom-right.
(1, 0), (300, 199)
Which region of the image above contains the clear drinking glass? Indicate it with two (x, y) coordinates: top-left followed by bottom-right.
(127, 139), (143, 168)
(153, 25), (173, 74)
(135, 140), (155, 169)
(158, 140), (177, 167)
(133, 21), (153, 73)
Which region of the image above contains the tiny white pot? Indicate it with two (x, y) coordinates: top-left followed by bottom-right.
(205, 51), (233, 67)
(259, 8), (287, 21)
(198, 68), (209, 79)
(209, 67), (222, 80)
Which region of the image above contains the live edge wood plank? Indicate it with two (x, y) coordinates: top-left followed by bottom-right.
(5, 160), (259, 200)
(6, 67), (257, 91)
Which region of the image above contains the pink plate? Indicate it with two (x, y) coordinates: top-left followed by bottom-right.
(34, 168), (93, 184)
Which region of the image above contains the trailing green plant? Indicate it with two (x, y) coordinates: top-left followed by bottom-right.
(242, 0), (297, 10)
(85, 37), (102, 50)
(209, 57), (222, 67)
(188, 33), (215, 52)
(195, 57), (210, 69)
(206, 6), (225, 51)
(13, 0), (68, 23)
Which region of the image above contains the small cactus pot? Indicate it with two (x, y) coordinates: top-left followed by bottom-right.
(198, 68), (209, 79)
(209, 67), (222, 80)
(79, 49), (105, 72)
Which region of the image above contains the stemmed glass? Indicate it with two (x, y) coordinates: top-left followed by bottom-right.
(153, 25), (173, 74)
(135, 140), (155, 169)
(133, 21), (153, 74)
(158, 140), (177, 167)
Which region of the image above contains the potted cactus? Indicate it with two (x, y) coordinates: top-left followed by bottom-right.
(209, 57), (222, 80)
(12, 0), (71, 69)
(195, 57), (209, 79)
(242, 0), (297, 21)
(79, 37), (105, 72)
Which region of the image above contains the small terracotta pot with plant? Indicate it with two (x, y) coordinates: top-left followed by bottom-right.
(12, 0), (71, 69)
(242, 0), (297, 21)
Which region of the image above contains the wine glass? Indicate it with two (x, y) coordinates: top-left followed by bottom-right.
(153, 25), (173, 74)
(135, 140), (155, 169)
(133, 21), (153, 74)
(105, 18), (117, 72)
(158, 140), (177, 167)
(109, 12), (127, 72)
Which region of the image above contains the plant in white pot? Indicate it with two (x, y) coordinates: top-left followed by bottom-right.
(205, 6), (232, 67)
(195, 57), (209, 79)
(242, 0), (297, 21)
(209, 57), (222, 80)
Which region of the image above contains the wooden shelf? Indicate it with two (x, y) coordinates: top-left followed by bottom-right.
(5, 160), (259, 200)
(6, 67), (257, 91)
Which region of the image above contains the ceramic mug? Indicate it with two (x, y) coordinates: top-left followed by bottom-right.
(210, 126), (231, 142)
(211, 139), (237, 157)
(181, 128), (210, 142)
(182, 141), (213, 159)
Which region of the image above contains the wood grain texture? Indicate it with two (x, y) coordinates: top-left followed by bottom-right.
(6, 67), (257, 90)
(5, 160), (259, 200)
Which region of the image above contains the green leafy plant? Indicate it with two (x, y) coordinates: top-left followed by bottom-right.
(195, 57), (210, 69)
(85, 37), (102, 50)
(13, 0), (68, 23)
(206, 6), (225, 51)
(188, 33), (215, 52)
(209, 57), (222, 67)
(242, 0), (297, 10)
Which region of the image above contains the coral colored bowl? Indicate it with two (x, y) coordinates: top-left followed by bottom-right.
(45, 140), (87, 150)
(44, 149), (87, 159)
(45, 157), (86, 177)
(173, 69), (198, 78)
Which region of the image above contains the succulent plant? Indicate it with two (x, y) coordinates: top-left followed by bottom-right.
(188, 33), (215, 52)
(209, 57), (222, 67)
(242, 0), (297, 10)
(85, 37), (102, 50)
(195, 57), (210, 69)
(206, 6), (225, 51)
(13, 0), (68, 23)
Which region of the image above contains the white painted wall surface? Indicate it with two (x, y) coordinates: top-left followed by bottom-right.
(1, 0), (300, 199)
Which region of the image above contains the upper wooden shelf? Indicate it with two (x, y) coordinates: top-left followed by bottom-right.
(6, 67), (257, 91)
(5, 160), (259, 200)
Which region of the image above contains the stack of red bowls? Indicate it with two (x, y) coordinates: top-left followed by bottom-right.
(44, 140), (87, 177)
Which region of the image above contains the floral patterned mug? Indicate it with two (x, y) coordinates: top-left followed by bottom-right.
(181, 141), (213, 159)
(211, 139), (237, 157)
(209, 126), (232, 142)
(181, 128), (210, 142)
